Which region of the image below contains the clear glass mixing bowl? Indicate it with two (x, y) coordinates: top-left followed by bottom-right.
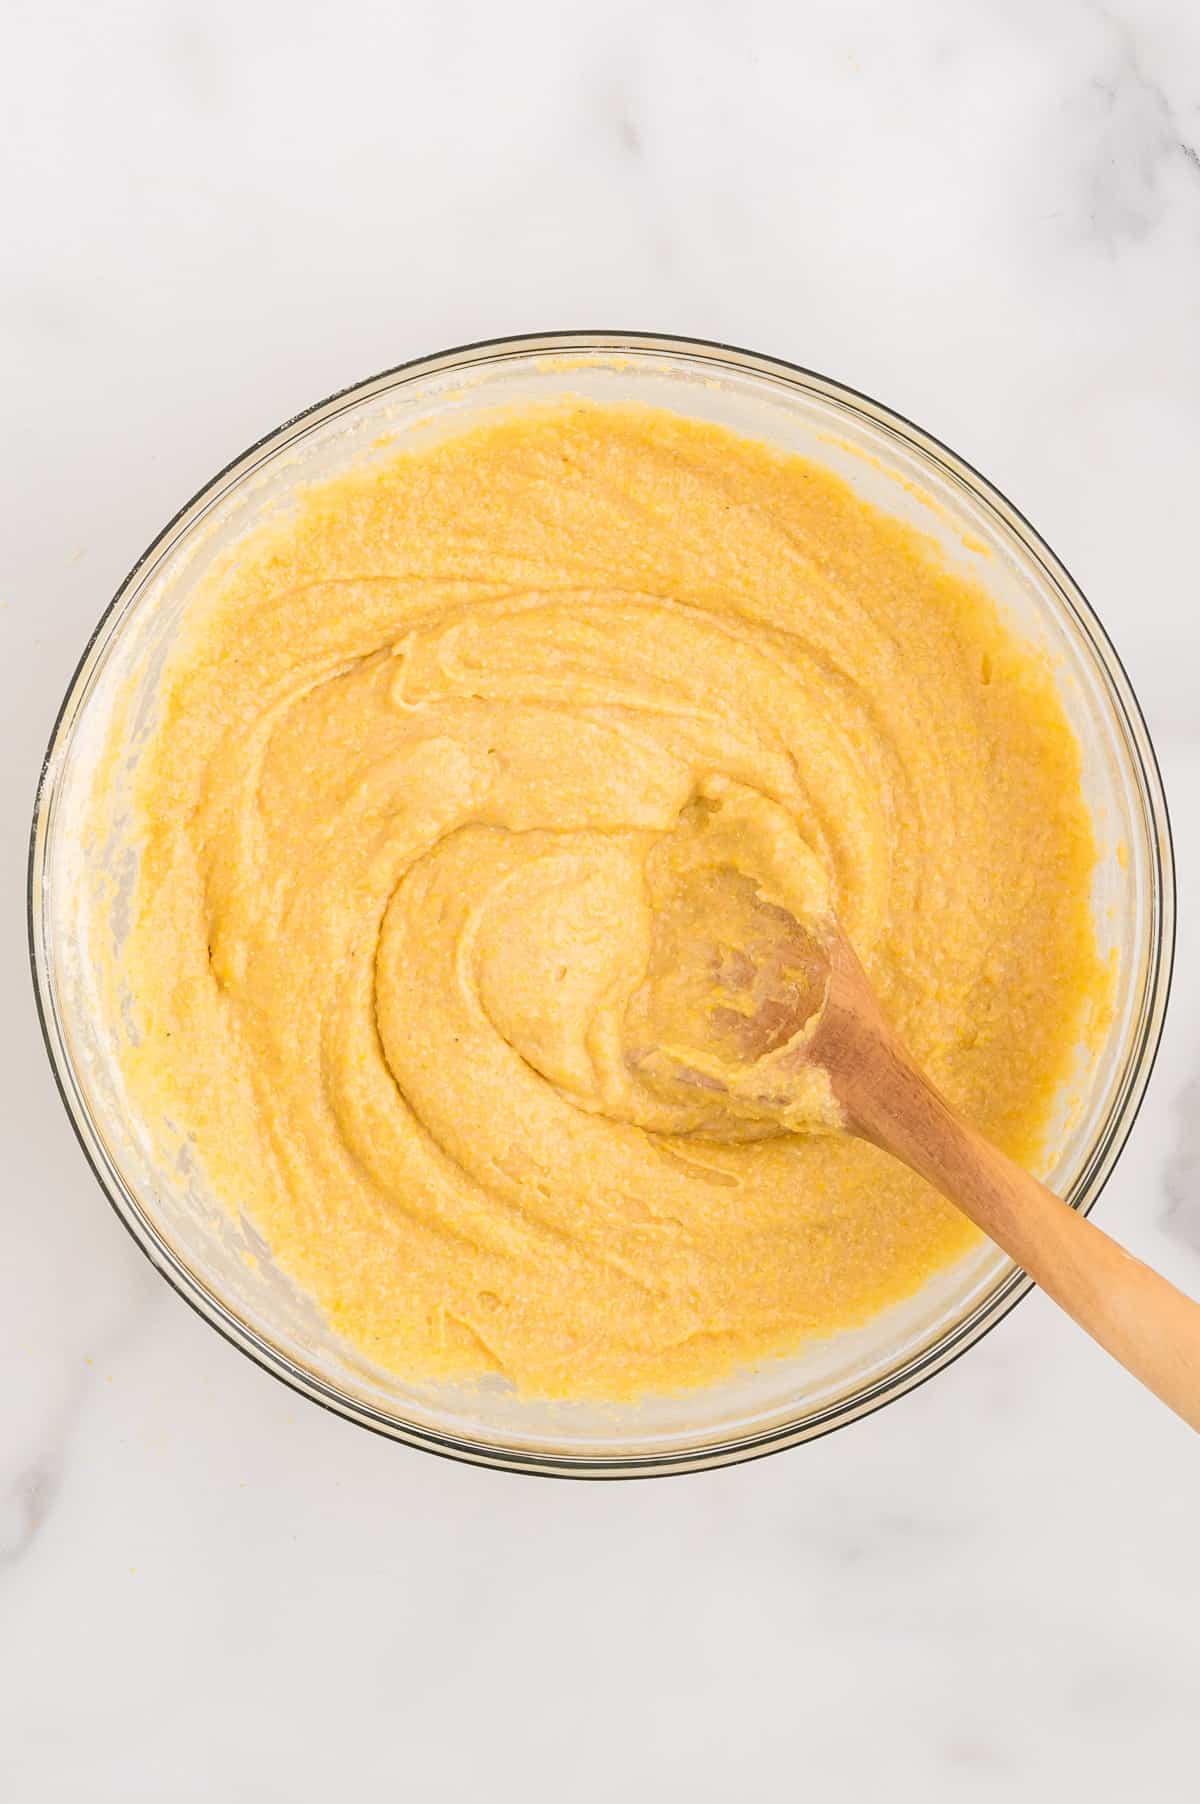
(28, 333), (1175, 1477)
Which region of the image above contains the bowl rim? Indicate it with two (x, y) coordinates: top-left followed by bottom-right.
(27, 328), (1177, 1479)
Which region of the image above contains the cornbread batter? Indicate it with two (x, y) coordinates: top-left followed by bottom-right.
(117, 404), (1103, 1398)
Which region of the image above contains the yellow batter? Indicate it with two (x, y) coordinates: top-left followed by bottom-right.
(116, 403), (1104, 1399)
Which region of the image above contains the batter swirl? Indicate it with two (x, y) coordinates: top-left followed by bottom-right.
(117, 405), (1103, 1397)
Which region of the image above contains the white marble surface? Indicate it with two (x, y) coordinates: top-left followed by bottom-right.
(3, 0), (1199, 1795)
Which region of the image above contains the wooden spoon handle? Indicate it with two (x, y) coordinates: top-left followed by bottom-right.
(846, 1042), (1200, 1433)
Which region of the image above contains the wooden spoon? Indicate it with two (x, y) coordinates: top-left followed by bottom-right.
(660, 909), (1200, 1432)
(784, 921), (1200, 1430)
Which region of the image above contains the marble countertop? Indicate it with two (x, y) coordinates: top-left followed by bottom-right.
(3, 1), (1198, 1796)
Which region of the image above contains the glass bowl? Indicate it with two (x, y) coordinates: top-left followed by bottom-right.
(29, 332), (1175, 1477)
